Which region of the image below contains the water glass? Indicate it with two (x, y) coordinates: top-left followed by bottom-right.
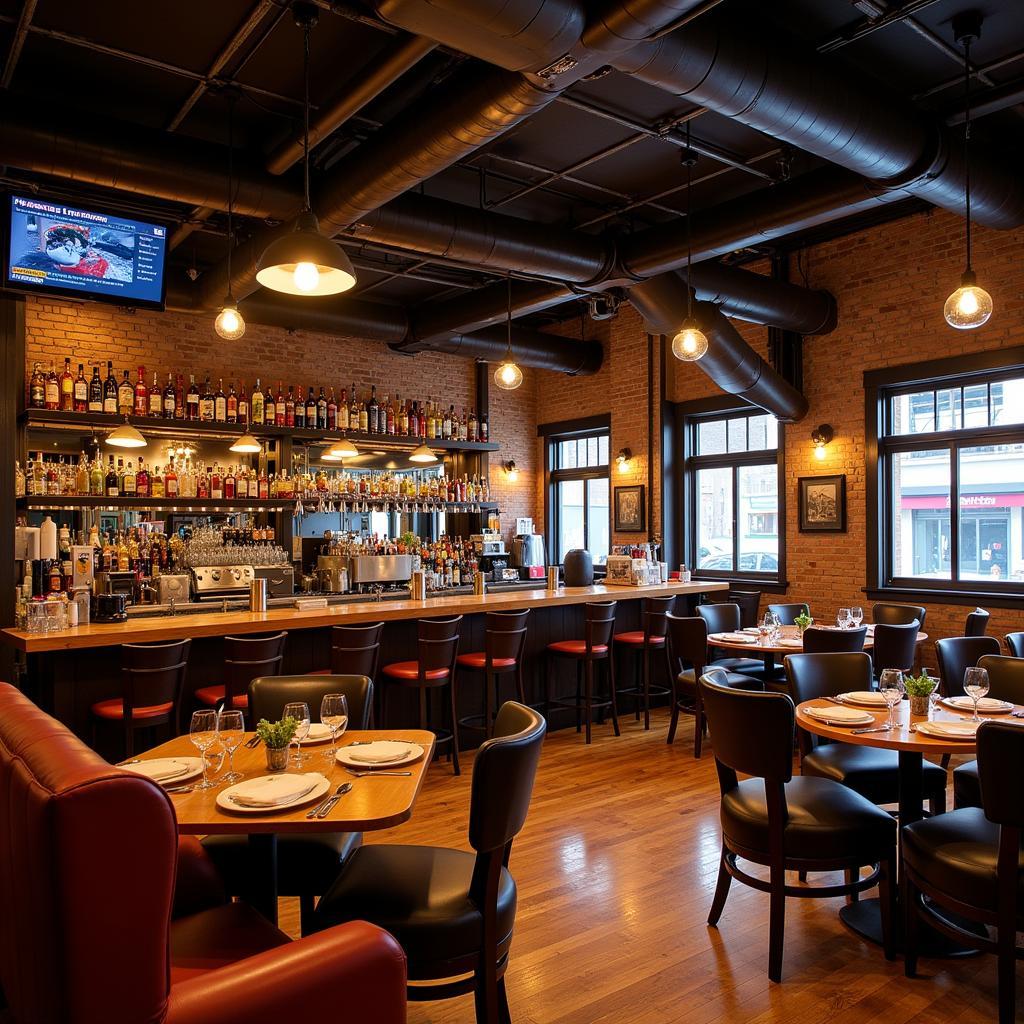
(320, 693), (349, 761)
(878, 669), (905, 730)
(189, 710), (219, 790)
(836, 607), (852, 630)
(850, 606), (864, 628)
(963, 667), (990, 722)
(217, 709), (245, 783)
(283, 701), (311, 768)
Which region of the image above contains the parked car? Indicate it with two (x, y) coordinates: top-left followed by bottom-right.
(699, 551), (779, 572)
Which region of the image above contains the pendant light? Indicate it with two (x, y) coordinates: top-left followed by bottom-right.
(672, 123), (709, 361)
(325, 437), (359, 459)
(256, 5), (356, 297)
(215, 90), (246, 340)
(944, 13), (992, 330)
(105, 416), (147, 449)
(409, 443), (438, 464)
(229, 433), (261, 454)
(494, 274), (524, 390)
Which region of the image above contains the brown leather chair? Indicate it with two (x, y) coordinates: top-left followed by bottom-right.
(728, 589), (762, 628)
(965, 607), (990, 637)
(314, 702), (545, 1024)
(872, 603), (927, 629)
(382, 616), (463, 774)
(91, 638), (191, 757)
(614, 595), (675, 730)
(202, 674), (373, 934)
(546, 601), (620, 744)
(1006, 632), (1024, 658)
(194, 632), (287, 714)
(456, 610), (530, 739)
(0, 681), (407, 1024)
(697, 602), (767, 678)
(767, 603), (809, 625)
(664, 611), (762, 756)
(801, 625), (866, 654)
(904, 721), (1024, 1024)
(869, 620), (920, 678)
(935, 635), (1001, 697)
(699, 671), (897, 981)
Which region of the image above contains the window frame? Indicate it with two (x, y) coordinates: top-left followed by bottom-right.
(865, 347), (1024, 606)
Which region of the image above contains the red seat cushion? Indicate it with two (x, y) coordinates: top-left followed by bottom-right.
(614, 631), (666, 646)
(193, 685), (249, 709)
(547, 640), (608, 656)
(308, 668), (331, 675)
(91, 697), (174, 721)
(381, 661), (450, 681)
(456, 652), (517, 670)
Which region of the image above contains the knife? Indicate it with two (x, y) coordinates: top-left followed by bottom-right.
(315, 782), (353, 818)
(851, 725), (892, 734)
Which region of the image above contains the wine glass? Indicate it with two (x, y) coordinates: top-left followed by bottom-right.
(850, 606), (864, 628)
(189, 709), (219, 790)
(963, 667), (990, 722)
(217, 709), (245, 783)
(283, 701), (311, 768)
(836, 607), (852, 630)
(878, 669), (905, 731)
(320, 693), (349, 762)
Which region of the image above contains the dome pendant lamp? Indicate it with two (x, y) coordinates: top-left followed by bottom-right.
(944, 13), (992, 330)
(256, 4), (356, 297)
(494, 274), (524, 390)
(672, 122), (709, 361)
(215, 90), (246, 340)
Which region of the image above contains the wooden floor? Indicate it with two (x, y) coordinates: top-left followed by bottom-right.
(277, 709), (1001, 1024)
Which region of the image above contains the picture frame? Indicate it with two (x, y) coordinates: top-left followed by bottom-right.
(798, 474), (846, 533)
(613, 485), (645, 532)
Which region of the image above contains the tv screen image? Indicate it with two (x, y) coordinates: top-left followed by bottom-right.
(5, 195), (167, 309)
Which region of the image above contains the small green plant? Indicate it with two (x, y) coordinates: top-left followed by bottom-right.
(256, 716), (297, 749)
(794, 612), (813, 632)
(904, 670), (936, 697)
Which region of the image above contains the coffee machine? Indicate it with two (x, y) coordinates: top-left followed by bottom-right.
(511, 518), (546, 579)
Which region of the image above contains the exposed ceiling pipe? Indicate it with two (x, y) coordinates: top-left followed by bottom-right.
(629, 274), (809, 422)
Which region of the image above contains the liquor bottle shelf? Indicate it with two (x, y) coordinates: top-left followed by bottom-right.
(16, 495), (500, 513)
(19, 410), (500, 452)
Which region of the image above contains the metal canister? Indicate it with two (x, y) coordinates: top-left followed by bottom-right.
(411, 569), (427, 601)
(249, 578), (268, 612)
(473, 573), (485, 596)
(547, 565), (560, 591)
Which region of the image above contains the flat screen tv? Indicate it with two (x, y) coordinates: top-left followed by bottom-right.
(4, 193), (168, 310)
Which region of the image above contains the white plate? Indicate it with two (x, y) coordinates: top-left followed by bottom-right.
(778, 638), (803, 648)
(915, 720), (979, 739)
(216, 773), (330, 814)
(335, 741), (425, 770)
(295, 722), (343, 745)
(942, 696), (1013, 714)
(709, 632), (756, 644)
(124, 756), (204, 786)
(838, 690), (888, 707)
(804, 706), (874, 726)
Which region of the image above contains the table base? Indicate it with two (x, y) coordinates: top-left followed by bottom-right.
(840, 897), (985, 959)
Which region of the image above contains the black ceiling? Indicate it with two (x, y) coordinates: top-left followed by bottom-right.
(1, 0), (1022, 320)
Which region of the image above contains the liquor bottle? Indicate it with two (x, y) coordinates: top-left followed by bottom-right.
(264, 382), (275, 426)
(338, 387), (348, 431)
(197, 467), (209, 499)
(276, 383), (286, 427)
(398, 396), (408, 435)
(73, 363), (89, 413)
(165, 458), (179, 497)
(117, 533), (130, 572)
(479, 410), (488, 442)
(29, 362), (46, 408)
(368, 385), (379, 434)
(59, 358), (75, 411)
(350, 384), (359, 432)
(149, 372), (162, 417)
(186, 374), (200, 420)
(133, 366), (148, 417)
(174, 373), (185, 418)
(294, 386), (305, 429)
(327, 387), (337, 430)
(88, 365), (103, 412)
(163, 373), (176, 418)
(385, 394), (395, 435)
(224, 466), (236, 500)
(136, 461), (149, 497)
(89, 455), (103, 496)
(315, 387), (325, 430)
(199, 376), (215, 421)
(210, 466), (223, 500)
(251, 379), (265, 425)
(121, 459), (137, 497)
(468, 407), (478, 442)
(285, 386), (295, 428)
(106, 456), (119, 497)
(237, 381), (248, 425)
(236, 466), (248, 499)
(358, 397), (368, 434)
(214, 379), (227, 422)
(118, 370), (133, 416)
(102, 361), (117, 414)
(150, 464), (164, 498)
(44, 362), (60, 410)
(226, 381), (237, 423)
(75, 453), (89, 495)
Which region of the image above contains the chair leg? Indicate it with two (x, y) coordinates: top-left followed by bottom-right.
(940, 752), (951, 770)
(707, 847), (732, 926)
(767, 863), (786, 983)
(497, 975), (512, 1024)
(474, 957), (500, 1024)
(449, 680), (461, 777)
(927, 788), (946, 816)
(845, 867), (859, 903)
(693, 693), (704, 759)
(575, 660), (583, 734)
(902, 872), (920, 977)
(642, 647), (651, 731)
(877, 853), (896, 962)
(299, 893), (317, 936)
(484, 670), (494, 740)
(667, 692), (680, 745)
(515, 662), (526, 706)
(997, 921), (1017, 1024)
(584, 660), (593, 745)
(607, 656), (621, 737)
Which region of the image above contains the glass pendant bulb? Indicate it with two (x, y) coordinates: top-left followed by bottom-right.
(214, 300), (246, 340)
(944, 269), (992, 329)
(672, 318), (709, 361)
(292, 261), (320, 293)
(494, 358), (523, 391)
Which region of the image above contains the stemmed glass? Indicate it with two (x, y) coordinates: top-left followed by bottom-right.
(836, 607), (852, 629)
(320, 693), (349, 762)
(189, 710), (219, 790)
(963, 667), (990, 722)
(850, 606), (864, 629)
(283, 701), (311, 768)
(878, 669), (905, 731)
(217, 709), (245, 783)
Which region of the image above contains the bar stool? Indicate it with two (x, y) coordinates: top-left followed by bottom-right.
(545, 601), (619, 744)
(381, 616), (462, 775)
(90, 638), (191, 757)
(193, 632), (287, 718)
(455, 610), (530, 739)
(613, 595), (674, 730)
(312, 622), (384, 723)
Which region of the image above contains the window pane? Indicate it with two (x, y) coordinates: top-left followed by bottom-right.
(958, 443), (1024, 582)
(598, 434), (609, 465)
(587, 477), (610, 565)
(893, 390), (935, 435)
(696, 467), (733, 571)
(891, 449), (951, 580)
(748, 414), (777, 451)
(992, 378), (1024, 425)
(738, 464), (778, 573)
(557, 479), (585, 562)
(558, 440), (576, 469)
(587, 436), (598, 467)
(697, 419), (727, 455)
(727, 417), (747, 453)
(936, 388), (961, 431)
(963, 383), (989, 429)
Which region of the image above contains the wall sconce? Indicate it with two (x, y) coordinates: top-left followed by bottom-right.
(616, 447), (632, 473)
(811, 424), (834, 461)
(503, 459), (519, 482)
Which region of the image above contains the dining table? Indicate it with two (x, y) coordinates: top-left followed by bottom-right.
(130, 728), (435, 923)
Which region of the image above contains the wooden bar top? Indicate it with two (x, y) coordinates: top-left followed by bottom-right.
(3, 580), (727, 653)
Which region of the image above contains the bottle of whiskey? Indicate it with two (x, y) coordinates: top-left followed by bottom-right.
(251, 379), (265, 425)
(105, 456), (119, 496)
(163, 373), (176, 418)
(294, 386), (306, 429)
(118, 370), (134, 416)
(121, 459), (137, 497)
(186, 374), (200, 419)
(88, 365), (103, 412)
(368, 385), (379, 434)
(199, 377), (214, 421)
(285, 386), (295, 428)
(44, 362), (60, 410)
(149, 371), (162, 417)
(165, 458), (179, 498)
(29, 362), (46, 408)
(226, 381), (237, 423)
(103, 362), (118, 414)
(73, 363), (89, 413)
(237, 381), (248, 426)
(214, 379), (227, 422)
(327, 387), (337, 430)
(276, 383), (286, 427)
(337, 387), (348, 431)
(133, 366), (148, 417)
(59, 358), (75, 411)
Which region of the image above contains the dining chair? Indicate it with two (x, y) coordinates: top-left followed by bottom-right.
(870, 620), (920, 677)
(767, 603), (809, 625)
(964, 607), (990, 637)
(697, 603), (767, 678)
(904, 721), (1024, 1024)
(312, 701), (546, 1024)
(699, 670), (897, 981)
(614, 595), (675, 730)
(193, 632), (287, 715)
(202, 673), (373, 935)
(1005, 632), (1024, 658)
(664, 612), (762, 756)
(727, 589), (762, 628)
(934, 635), (1001, 698)
(872, 603), (927, 629)
(801, 625), (866, 654)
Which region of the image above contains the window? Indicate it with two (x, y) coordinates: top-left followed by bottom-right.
(682, 407), (783, 582)
(868, 355), (1024, 598)
(545, 423), (610, 565)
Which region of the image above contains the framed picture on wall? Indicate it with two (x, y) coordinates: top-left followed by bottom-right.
(613, 485), (645, 532)
(798, 474), (846, 532)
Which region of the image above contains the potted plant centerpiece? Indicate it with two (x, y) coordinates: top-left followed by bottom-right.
(794, 611), (814, 636)
(256, 716), (297, 771)
(904, 669), (937, 716)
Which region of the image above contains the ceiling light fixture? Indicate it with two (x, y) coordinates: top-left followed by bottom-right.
(325, 437), (359, 459)
(229, 433), (262, 454)
(672, 123), (709, 361)
(215, 90), (246, 340)
(255, 4), (357, 297)
(409, 443), (438, 464)
(944, 12), (992, 330)
(494, 274), (523, 390)
(105, 416), (147, 449)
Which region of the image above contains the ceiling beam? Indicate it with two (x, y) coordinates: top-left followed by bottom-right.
(0, 0), (37, 88)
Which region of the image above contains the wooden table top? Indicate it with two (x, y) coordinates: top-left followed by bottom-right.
(132, 729), (436, 834)
(709, 624), (928, 655)
(794, 698), (1019, 754)
(2, 580), (728, 653)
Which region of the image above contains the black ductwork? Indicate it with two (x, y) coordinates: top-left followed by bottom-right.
(629, 274), (808, 422)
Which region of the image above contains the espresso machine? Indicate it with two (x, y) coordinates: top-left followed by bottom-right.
(511, 518), (546, 579)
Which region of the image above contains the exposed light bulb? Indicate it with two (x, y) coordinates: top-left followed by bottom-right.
(671, 320), (709, 361)
(293, 261), (320, 293)
(494, 359), (523, 390)
(944, 274), (992, 329)
(214, 303), (245, 340)
(814, 445), (827, 461)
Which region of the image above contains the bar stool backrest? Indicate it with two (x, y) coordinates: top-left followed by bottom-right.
(484, 610), (530, 664)
(935, 635), (1001, 697)
(584, 601), (617, 653)
(977, 655), (1024, 706)
(697, 602), (741, 634)
(767, 603), (809, 625)
(120, 639), (192, 721)
(249, 673), (373, 727)
(223, 632), (287, 708)
(870, 620), (919, 672)
(801, 625), (867, 654)
(330, 622), (384, 678)
(665, 612), (708, 676)
(641, 595), (675, 641)
(872, 603), (927, 629)
(418, 616), (462, 676)
(964, 607), (990, 637)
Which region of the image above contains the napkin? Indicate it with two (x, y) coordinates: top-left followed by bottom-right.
(711, 632), (755, 643)
(127, 759), (191, 783)
(920, 720), (978, 738)
(778, 638), (803, 648)
(302, 723), (333, 741)
(840, 690), (888, 705)
(346, 741), (414, 764)
(944, 696), (1011, 712)
(229, 773), (323, 807)
(805, 705), (870, 723)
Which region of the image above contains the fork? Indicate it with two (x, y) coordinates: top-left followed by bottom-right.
(345, 769), (413, 778)
(307, 782), (350, 818)
(314, 782), (353, 818)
